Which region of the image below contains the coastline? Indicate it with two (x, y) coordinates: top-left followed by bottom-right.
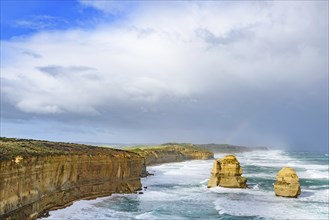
(126, 144), (214, 166)
(0, 138), (213, 220)
(38, 150), (329, 220)
(0, 138), (144, 220)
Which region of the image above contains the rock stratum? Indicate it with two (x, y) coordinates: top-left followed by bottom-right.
(0, 138), (144, 220)
(208, 155), (247, 188)
(274, 167), (301, 198)
(126, 144), (214, 166)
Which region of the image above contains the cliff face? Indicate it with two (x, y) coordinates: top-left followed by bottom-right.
(128, 145), (214, 166)
(0, 139), (143, 220)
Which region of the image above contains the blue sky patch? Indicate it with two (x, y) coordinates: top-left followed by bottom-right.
(0, 0), (112, 39)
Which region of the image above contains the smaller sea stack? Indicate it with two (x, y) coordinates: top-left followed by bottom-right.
(274, 167), (301, 198)
(208, 155), (247, 188)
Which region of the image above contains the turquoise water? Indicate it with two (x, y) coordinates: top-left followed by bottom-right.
(41, 150), (329, 220)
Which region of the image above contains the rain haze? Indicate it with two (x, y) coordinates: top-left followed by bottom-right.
(1, 1), (328, 152)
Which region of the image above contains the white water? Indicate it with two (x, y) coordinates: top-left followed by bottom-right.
(41, 150), (329, 220)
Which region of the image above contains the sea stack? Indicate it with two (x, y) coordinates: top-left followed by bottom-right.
(274, 167), (301, 198)
(207, 155), (247, 188)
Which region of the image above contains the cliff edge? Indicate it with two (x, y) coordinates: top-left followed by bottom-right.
(0, 138), (144, 220)
(126, 144), (214, 166)
(196, 143), (268, 153)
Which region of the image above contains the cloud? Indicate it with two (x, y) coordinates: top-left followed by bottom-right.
(195, 27), (251, 46)
(22, 50), (42, 58)
(79, 0), (135, 15)
(1, 1), (328, 148)
(13, 15), (69, 30)
(37, 65), (95, 76)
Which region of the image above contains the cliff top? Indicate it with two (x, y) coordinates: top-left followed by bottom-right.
(133, 142), (268, 153)
(125, 143), (214, 166)
(0, 137), (139, 161)
(124, 142), (268, 157)
(195, 143), (268, 153)
(125, 143), (211, 153)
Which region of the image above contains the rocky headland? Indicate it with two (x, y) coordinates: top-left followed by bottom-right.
(208, 155), (247, 188)
(196, 143), (268, 153)
(274, 167), (301, 198)
(0, 138), (144, 220)
(126, 144), (214, 166)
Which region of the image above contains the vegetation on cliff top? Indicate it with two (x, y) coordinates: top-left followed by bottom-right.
(0, 137), (136, 161)
(0, 138), (266, 161)
(125, 143), (210, 153)
(196, 143), (268, 153)
(125, 143), (214, 160)
(126, 142), (267, 154)
(125, 143), (214, 166)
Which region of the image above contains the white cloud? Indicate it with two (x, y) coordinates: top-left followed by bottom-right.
(79, 0), (134, 15)
(1, 1), (327, 118)
(13, 15), (68, 30)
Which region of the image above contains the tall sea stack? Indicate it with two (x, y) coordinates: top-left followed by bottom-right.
(208, 155), (247, 188)
(274, 167), (301, 198)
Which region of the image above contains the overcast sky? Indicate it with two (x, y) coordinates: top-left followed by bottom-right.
(1, 1), (328, 151)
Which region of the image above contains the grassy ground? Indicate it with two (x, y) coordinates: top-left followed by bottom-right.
(125, 143), (210, 153)
(0, 137), (126, 161)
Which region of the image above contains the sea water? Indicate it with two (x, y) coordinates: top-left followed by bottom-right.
(41, 150), (329, 220)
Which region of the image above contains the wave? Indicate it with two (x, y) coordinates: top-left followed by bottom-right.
(309, 185), (329, 189)
(299, 169), (329, 179)
(135, 211), (156, 219)
(246, 168), (328, 180)
(213, 188), (328, 220)
(299, 189), (329, 203)
(43, 198), (134, 220)
(135, 211), (187, 220)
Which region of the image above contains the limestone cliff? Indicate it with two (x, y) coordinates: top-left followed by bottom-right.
(127, 144), (214, 166)
(208, 155), (247, 188)
(274, 167), (301, 198)
(0, 138), (143, 220)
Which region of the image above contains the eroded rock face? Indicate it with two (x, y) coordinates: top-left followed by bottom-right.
(136, 147), (214, 166)
(207, 155), (247, 188)
(274, 167), (301, 198)
(0, 152), (143, 220)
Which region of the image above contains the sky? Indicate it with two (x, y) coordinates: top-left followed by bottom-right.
(0, 0), (328, 151)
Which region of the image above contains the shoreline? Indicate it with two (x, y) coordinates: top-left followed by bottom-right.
(0, 138), (144, 220)
(0, 138), (213, 220)
(38, 150), (329, 220)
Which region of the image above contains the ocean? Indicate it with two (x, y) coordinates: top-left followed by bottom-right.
(40, 150), (329, 220)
